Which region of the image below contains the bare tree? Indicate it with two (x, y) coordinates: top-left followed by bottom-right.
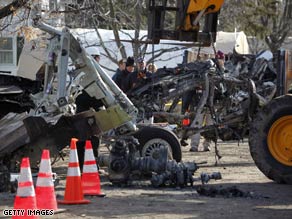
(238, 0), (292, 53)
(0, 0), (29, 20)
(0, 0), (31, 32)
(0, 0), (192, 72)
(90, 0), (150, 64)
(88, 0), (186, 71)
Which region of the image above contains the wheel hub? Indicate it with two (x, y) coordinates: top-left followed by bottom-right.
(142, 138), (173, 160)
(268, 116), (292, 166)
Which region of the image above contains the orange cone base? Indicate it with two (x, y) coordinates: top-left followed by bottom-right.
(14, 196), (37, 209)
(82, 173), (105, 197)
(36, 187), (58, 210)
(58, 199), (90, 205)
(58, 177), (90, 205)
(13, 196), (39, 219)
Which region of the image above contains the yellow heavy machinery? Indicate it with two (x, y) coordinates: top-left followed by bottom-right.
(249, 50), (292, 184)
(148, 0), (224, 45)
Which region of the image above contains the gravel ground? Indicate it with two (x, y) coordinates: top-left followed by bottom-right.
(1, 140), (292, 219)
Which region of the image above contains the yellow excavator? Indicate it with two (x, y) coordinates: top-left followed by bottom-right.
(148, 0), (224, 45)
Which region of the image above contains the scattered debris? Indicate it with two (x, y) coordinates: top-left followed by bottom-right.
(196, 185), (269, 199)
(102, 138), (199, 187)
(200, 172), (222, 184)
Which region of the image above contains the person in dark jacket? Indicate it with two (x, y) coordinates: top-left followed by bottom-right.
(114, 56), (135, 92)
(112, 58), (126, 83)
(125, 57), (152, 93)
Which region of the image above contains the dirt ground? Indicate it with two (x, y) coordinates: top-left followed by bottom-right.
(1, 140), (292, 219)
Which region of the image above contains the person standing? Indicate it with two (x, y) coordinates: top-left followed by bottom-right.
(115, 56), (135, 93)
(112, 58), (126, 83)
(86, 47), (101, 63)
(180, 87), (212, 152)
(147, 63), (157, 73)
(137, 57), (146, 72)
(125, 57), (152, 92)
(216, 50), (225, 71)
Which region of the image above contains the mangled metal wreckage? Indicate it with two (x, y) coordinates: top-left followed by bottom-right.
(129, 53), (277, 145)
(0, 11), (211, 189)
(0, 12), (277, 189)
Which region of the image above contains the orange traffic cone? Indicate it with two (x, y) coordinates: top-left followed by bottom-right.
(82, 140), (105, 197)
(36, 150), (58, 210)
(13, 157), (39, 219)
(58, 138), (90, 205)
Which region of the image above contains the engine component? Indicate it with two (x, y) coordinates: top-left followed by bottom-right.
(151, 160), (198, 187)
(105, 137), (198, 186)
(108, 139), (131, 184)
(200, 172), (222, 184)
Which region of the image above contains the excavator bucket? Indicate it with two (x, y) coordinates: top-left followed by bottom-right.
(147, 0), (224, 45)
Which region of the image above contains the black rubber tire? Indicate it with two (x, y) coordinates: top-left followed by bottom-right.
(133, 126), (182, 162)
(249, 95), (292, 184)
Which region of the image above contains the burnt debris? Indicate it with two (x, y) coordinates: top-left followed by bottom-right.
(129, 52), (277, 142)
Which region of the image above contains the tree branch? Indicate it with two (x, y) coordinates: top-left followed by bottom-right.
(109, 0), (127, 59)
(0, 0), (29, 20)
(146, 46), (187, 64)
(93, 25), (118, 64)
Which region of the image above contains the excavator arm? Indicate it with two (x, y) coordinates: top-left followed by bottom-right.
(148, 0), (224, 46)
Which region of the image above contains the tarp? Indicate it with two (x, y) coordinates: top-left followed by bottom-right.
(13, 29), (250, 79)
(189, 31), (250, 55)
(71, 29), (186, 75)
(71, 29), (250, 75)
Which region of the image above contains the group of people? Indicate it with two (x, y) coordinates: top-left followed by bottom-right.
(112, 56), (157, 94)
(86, 47), (157, 94)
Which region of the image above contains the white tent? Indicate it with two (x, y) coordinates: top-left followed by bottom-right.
(14, 29), (250, 79)
(189, 31), (250, 55)
(71, 29), (250, 76)
(71, 29), (186, 75)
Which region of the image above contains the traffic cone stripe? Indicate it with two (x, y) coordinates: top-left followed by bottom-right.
(84, 160), (96, 165)
(36, 177), (54, 187)
(18, 181), (33, 187)
(68, 162), (80, 168)
(68, 149), (78, 162)
(83, 164), (98, 173)
(38, 159), (51, 173)
(67, 167), (81, 177)
(38, 172), (52, 177)
(17, 186), (35, 197)
(19, 168), (33, 183)
(84, 150), (94, 160)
